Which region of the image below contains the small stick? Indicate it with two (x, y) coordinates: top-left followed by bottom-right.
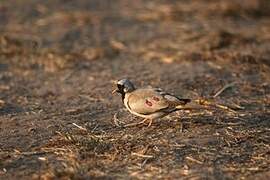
(230, 102), (245, 110)
(13, 150), (53, 156)
(124, 118), (149, 127)
(113, 112), (121, 127)
(140, 159), (149, 168)
(185, 156), (203, 164)
(72, 123), (87, 131)
(214, 104), (237, 113)
(213, 82), (236, 98)
(131, 152), (153, 158)
(195, 99), (237, 113)
(38, 157), (47, 161)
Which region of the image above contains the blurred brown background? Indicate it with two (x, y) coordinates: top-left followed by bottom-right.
(0, 0), (269, 179)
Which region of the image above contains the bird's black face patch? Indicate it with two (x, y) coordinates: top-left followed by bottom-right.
(116, 84), (125, 101)
(117, 84), (125, 94)
(115, 79), (135, 102)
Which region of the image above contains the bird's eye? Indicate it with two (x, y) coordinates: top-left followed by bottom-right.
(117, 84), (123, 89)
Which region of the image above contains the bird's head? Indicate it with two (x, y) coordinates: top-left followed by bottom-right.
(112, 79), (135, 95)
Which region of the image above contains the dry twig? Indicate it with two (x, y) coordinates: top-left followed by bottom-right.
(131, 152), (153, 158)
(213, 82), (236, 98)
(195, 99), (237, 113)
(72, 123), (87, 131)
(185, 156), (203, 164)
(113, 112), (122, 127)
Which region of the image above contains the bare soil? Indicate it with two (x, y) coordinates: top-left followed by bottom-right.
(0, 0), (270, 179)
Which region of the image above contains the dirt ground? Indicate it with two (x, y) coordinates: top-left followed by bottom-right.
(0, 0), (270, 179)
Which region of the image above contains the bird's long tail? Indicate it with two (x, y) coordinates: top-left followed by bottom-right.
(178, 98), (192, 105)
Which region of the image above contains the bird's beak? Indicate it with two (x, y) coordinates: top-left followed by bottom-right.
(112, 89), (118, 94)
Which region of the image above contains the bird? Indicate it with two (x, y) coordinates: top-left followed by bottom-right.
(112, 79), (192, 127)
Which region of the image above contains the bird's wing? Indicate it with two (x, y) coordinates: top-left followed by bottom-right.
(127, 88), (190, 115)
(152, 88), (191, 106)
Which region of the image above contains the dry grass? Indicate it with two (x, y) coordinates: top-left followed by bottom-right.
(0, 0), (270, 179)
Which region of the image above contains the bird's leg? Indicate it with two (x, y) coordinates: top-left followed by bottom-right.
(124, 118), (150, 127)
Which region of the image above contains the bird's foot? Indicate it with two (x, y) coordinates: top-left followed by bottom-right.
(147, 119), (153, 127)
